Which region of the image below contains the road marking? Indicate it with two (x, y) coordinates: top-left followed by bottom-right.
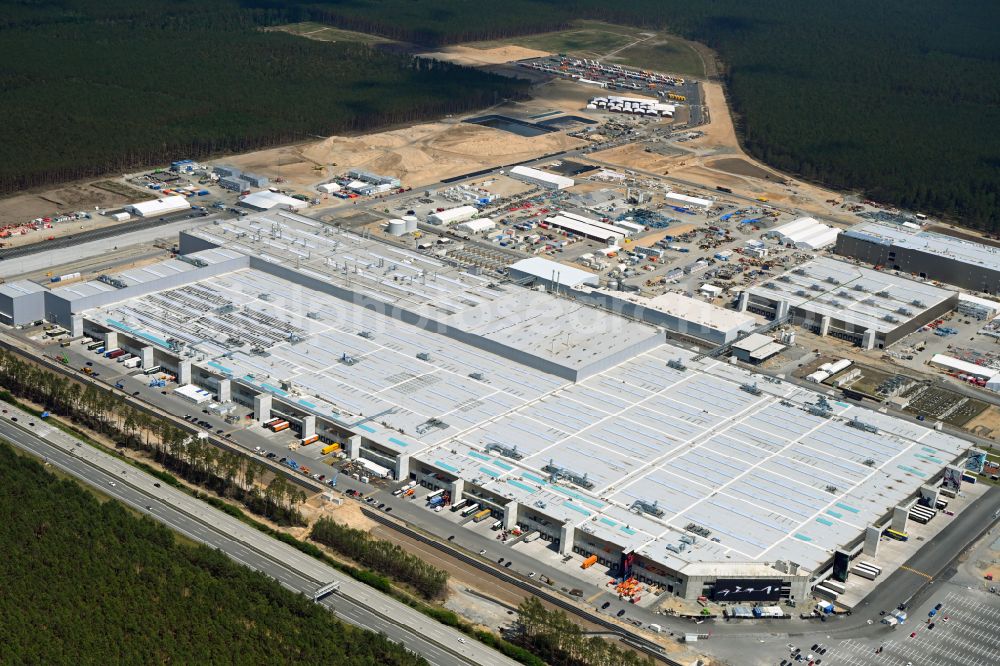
(899, 565), (933, 580)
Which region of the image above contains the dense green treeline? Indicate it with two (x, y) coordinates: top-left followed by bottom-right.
(311, 516), (449, 599)
(0, 441), (426, 665)
(0, 0), (527, 195)
(295, 0), (1000, 231)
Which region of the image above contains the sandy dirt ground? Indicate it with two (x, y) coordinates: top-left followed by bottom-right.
(227, 118), (586, 191)
(418, 45), (551, 66)
(0, 182), (149, 248)
(963, 407), (1000, 440)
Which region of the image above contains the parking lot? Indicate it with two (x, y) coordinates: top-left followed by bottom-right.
(828, 590), (1000, 666)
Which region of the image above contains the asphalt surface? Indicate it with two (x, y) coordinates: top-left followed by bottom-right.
(0, 406), (516, 666)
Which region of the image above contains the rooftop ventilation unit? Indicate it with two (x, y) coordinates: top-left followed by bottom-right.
(259, 293), (272, 301)
(807, 396), (833, 418)
(469, 372), (484, 381)
(306, 311), (322, 320)
(897, 307), (913, 316)
(684, 523), (711, 538)
(853, 284), (868, 292)
(415, 417), (448, 435)
(416, 352), (431, 361)
(485, 442), (523, 460)
(778, 275), (793, 283)
(543, 459), (594, 490)
(97, 274), (128, 289)
(793, 268), (807, 276)
(667, 358), (687, 371)
(177, 255), (208, 268)
(795, 290), (809, 297)
(911, 299), (926, 308)
(825, 484), (838, 494)
(630, 498), (665, 518)
(740, 382), (762, 395)
(847, 416), (879, 434)
(358, 330), (374, 339)
(876, 290), (891, 298)
(883, 314), (900, 323)
(825, 276), (840, 284)
(809, 283), (824, 291)
(340, 353), (358, 366)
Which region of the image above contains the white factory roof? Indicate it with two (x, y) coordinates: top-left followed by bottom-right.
(455, 218), (496, 233)
(929, 354), (998, 379)
(616, 290), (756, 334)
(844, 222), (1000, 273)
(559, 211), (632, 237)
(128, 195), (190, 217)
(957, 293), (1000, 312)
(0, 280), (46, 298)
(545, 215), (624, 243)
(508, 257), (598, 288)
(749, 256), (955, 333)
(428, 205), (478, 225)
(72, 211), (975, 576)
(768, 217), (841, 250)
(240, 190), (308, 211)
(666, 192), (713, 209)
(509, 165), (574, 189)
(731, 333), (777, 353)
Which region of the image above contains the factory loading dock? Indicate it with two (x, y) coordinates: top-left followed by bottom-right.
(16, 211), (976, 603)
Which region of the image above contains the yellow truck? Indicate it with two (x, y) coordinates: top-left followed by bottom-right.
(321, 443), (340, 455)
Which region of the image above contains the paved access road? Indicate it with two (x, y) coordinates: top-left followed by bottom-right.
(0, 406), (516, 666)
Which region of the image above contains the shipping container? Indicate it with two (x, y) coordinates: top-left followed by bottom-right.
(142, 365), (162, 375)
(301, 434), (320, 446)
(851, 565), (878, 581)
(271, 421), (290, 432)
(426, 489), (445, 501)
(122, 357), (140, 369)
(451, 498), (470, 512)
(460, 503), (480, 517)
(473, 509), (491, 522)
(581, 554), (598, 569)
(320, 443), (340, 455)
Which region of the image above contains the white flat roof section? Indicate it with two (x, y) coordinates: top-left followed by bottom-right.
(240, 190), (308, 211)
(508, 257), (599, 289)
(509, 165), (574, 190)
(128, 195), (191, 217)
(0, 280), (46, 297)
(68, 212), (974, 578)
(749, 256), (955, 334)
(844, 221), (1000, 273)
(545, 214), (624, 243)
(666, 192), (713, 209)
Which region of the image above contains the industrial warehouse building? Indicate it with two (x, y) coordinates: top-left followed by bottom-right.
(428, 205), (478, 226)
(10, 212), (973, 604)
(509, 165), (574, 190)
(0, 280), (46, 325)
(238, 190), (309, 212)
(744, 256), (957, 348)
(766, 217), (841, 251)
(836, 222), (1000, 295)
(127, 195), (191, 218)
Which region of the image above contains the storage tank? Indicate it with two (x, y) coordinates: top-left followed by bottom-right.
(387, 219), (406, 236)
(403, 215), (418, 233)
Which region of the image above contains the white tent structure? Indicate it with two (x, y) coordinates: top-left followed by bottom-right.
(766, 217), (841, 250)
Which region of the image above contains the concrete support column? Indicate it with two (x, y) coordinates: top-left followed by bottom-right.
(559, 522), (575, 556)
(450, 477), (465, 502)
(891, 504), (909, 533)
(346, 434), (361, 460)
(819, 315), (831, 337)
(103, 331), (118, 350)
(394, 454), (410, 481)
(502, 501), (519, 531)
(737, 291), (749, 312)
(254, 393), (272, 424)
(863, 526), (880, 558)
(862, 329), (876, 350)
(70, 315), (84, 338)
(177, 360), (192, 386)
(217, 379), (231, 403)
(775, 299), (790, 320)
(919, 484), (939, 508)
(140, 346), (154, 370)
(301, 415), (316, 439)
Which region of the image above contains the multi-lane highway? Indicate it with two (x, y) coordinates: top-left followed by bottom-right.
(0, 405), (516, 666)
